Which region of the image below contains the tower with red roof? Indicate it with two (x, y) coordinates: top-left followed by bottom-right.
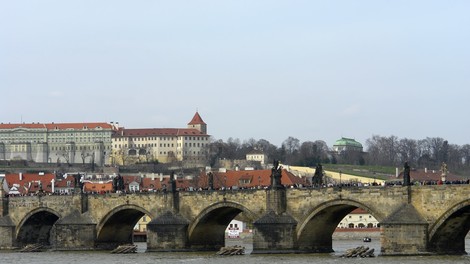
(187, 111), (207, 134)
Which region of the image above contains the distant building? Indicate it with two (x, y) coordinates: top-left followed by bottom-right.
(225, 219), (246, 238)
(111, 112), (210, 165)
(337, 208), (379, 229)
(246, 150), (267, 165)
(0, 122), (113, 165)
(332, 137), (363, 153)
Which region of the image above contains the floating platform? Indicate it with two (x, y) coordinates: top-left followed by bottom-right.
(340, 246), (375, 258)
(19, 244), (44, 252)
(216, 246), (245, 255)
(111, 244), (137, 254)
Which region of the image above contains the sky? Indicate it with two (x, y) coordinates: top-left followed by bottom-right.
(1, 1), (469, 148)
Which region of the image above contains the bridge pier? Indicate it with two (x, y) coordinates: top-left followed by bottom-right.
(146, 211), (189, 252)
(380, 204), (429, 255)
(0, 217), (16, 249)
(252, 188), (298, 253)
(51, 211), (96, 250)
(252, 210), (298, 253)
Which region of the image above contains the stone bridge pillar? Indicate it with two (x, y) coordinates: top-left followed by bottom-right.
(252, 188), (298, 253)
(51, 193), (96, 250)
(146, 189), (190, 252)
(0, 189), (15, 249)
(380, 204), (429, 255)
(51, 210), (97, 250)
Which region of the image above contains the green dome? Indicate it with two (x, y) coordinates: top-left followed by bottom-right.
(334, 137), (363, 148)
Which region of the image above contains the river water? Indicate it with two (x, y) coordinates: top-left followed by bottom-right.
(2, 240), (470, 264)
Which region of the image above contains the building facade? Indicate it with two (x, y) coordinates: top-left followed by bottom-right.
(246, 150), (267, 165)
(337, 208), (379, 229)
(111, 112), (210, 165)
(0, 122), (113, 166)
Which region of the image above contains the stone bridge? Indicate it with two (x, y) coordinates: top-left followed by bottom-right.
(1, 185), (470, 255)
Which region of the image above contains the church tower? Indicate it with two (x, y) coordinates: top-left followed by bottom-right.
(188, 111), (207, 134)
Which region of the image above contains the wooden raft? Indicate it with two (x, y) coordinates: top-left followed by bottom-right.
(111, 244), (137, 254)
(216, 246), (245, 255)
(19, 244), (44, 252)
(340, 246), (375, 258)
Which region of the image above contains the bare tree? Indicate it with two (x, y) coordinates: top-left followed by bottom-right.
(282, 136), (300, 164)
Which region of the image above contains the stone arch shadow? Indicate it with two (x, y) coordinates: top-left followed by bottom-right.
(296, 199), (383, 253)
(16, 207), (62, 248)
(187, 201), (257, 251)
(428, 199), (470, 254)
(95, 204), (152, 249)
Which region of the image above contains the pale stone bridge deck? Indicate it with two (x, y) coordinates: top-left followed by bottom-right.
(1, 185), (470, 255)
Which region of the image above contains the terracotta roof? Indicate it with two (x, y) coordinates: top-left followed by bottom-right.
(5, 173), (57, 194)
(397, 169), (462, 182)
(0, 122), (113, 130)
(202, 169), (306, 189)
(113, 128), (207, 137)
(83, 181), (113, 193)
(350, 208), (369, 214)
(188, 112), (206, 125)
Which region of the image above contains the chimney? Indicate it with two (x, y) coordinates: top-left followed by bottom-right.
(159, 173), (163, 182)
(19, 172), (23, 181)
(51, 179), (55, 193)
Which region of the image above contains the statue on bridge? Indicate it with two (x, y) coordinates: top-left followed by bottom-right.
(403, 162), (411, 186)
(169, 171), (177, 192)
(270, 160), (284, 190)
(73, 173), (84, 192)
(440, 162), (448, 183)
(312, 163), (324, 187)
(112, 174), (125, 193)
(208, 172), (214, 190)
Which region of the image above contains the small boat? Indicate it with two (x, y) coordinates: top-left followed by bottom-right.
(363, 237), (371, 242)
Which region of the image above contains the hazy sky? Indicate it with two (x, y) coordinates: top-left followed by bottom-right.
(1, 1), (469, 148)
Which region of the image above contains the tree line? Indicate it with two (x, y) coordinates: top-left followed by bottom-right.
(205, 135), (470, 174)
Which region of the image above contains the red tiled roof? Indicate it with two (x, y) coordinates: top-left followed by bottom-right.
(5, 173), (56, 194)
(188, 112), (206, 125)
(350, 208), (368, 214)
(0, 122), (113, 130)
(202, 169), (305, 189)
(83, 182), (113, 193)
(397, 169), (462, 182)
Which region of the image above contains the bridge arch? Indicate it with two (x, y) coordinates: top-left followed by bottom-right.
(16, 207), (62, 248)
(95, 204), (152, 249)
(428, 199), (470, 254)
(296, 199), (382, 253)
(188, 201), (257, 250)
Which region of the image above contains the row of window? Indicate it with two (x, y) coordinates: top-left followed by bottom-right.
(114, 142), (207, 149)
(50, 145), (111, 151)
(114, 136), (208, 142)
(340, 223), (377, 228)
